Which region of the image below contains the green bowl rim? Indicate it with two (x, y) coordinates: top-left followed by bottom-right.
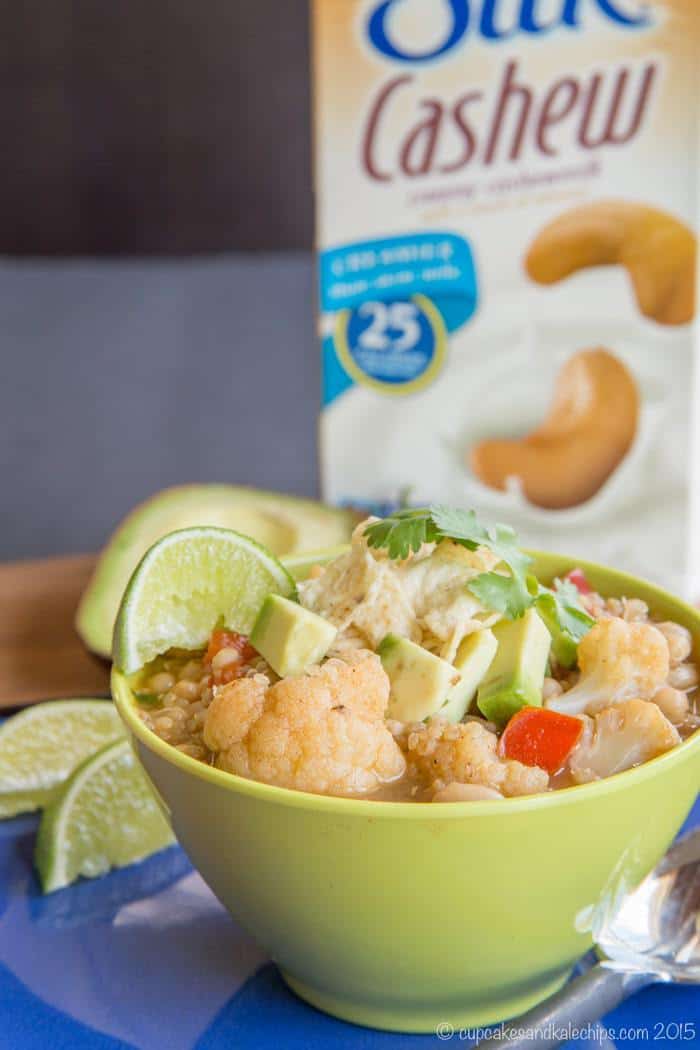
(112, 550), (700, 819)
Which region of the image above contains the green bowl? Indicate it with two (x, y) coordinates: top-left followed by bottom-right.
(112, 552), (700, 1033)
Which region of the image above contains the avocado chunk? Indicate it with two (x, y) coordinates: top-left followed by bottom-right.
(251, 594), (337, 677)
(476, 609), (551, 726)
(76, 484), (357, 658)
(378, 634), (461, 723)
(537, 608), (577, 669)
(441, 629), (498, 723)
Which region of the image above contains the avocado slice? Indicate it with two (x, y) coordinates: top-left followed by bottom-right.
(251, 594), (337, 677)
(76, 485), (357, 658)
(476, 609), (551, 726)
(441, 629), (498, 723)
(378, 634), (461, 723)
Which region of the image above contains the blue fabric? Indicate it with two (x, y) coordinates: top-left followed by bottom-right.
(0, 966), (134, 1050)
(0, 799), (697, 1049)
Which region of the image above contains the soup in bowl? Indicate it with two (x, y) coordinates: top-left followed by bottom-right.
(111, 514), (700, 1032)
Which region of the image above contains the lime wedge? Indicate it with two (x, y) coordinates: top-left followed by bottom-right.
(35, 738), (174, 893)
(113, 526), (296, 674)
(76, 484), (357, 659)
(0, 699), (124, 819)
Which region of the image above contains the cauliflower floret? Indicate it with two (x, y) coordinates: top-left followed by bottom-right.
(406, 717), (549, 798)
(203, 674), (267, 751)
(569, 698), (680, 784)
(203, 649), (406, 796)
(545, 619), (669, 718)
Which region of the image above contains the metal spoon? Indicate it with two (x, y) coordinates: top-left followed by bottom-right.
(475, 827), (700, 1049)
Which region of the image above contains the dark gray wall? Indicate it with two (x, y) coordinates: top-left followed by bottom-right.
(0, 255), (320, 559)
(0, 0), (313, 254)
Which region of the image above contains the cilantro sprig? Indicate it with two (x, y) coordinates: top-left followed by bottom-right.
(540, 578), (595, 641)
(365, 505), (532, 616)
(364, 506), (595, 644)
(431, 506), (533, 618)
(533, 578), (595, 666)
(363, 508), (437, 560)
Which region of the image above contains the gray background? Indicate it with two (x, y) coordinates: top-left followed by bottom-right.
(0, 0), (313, 253)
(0, 1), (322, 559)
(0, 256), (319, 560)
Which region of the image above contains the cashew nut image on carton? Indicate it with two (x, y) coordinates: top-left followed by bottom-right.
(470, 348), (639, 510)
(525, 202), (696, 326)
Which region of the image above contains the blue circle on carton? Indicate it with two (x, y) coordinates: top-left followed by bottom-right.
(338, 296), (444, 392)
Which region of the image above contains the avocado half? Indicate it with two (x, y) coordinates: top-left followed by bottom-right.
(76, 485), (358, 659)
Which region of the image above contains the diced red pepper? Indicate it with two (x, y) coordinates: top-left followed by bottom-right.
(205, 628), (257, 685)
(565, 568), (593, 596)
(498, 707), (583, 774)
(205, 628), (256, 663)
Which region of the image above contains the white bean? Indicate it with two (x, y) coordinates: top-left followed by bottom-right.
(432, 782), (503, 803)
(147, 671), (176, 694)
(212, 647), (242, 670)
(668, 663), (699, 691)
(542, 677), (563, 702)
(652, 686), (689, 725)
(174, 680), (200, 701)
(655, 622), (692, 666)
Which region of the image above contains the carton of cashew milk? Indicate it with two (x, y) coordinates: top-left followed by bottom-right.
(311, 0), (700, 594)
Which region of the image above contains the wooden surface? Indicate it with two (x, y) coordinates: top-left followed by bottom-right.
(0, 553), (109, 710)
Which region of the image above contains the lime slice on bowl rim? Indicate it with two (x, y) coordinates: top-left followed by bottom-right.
(0, 699), (125, 819)
(35, 738), (174, 893)
(76, 484), (358, 659)
(113, 526), (296, 674)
